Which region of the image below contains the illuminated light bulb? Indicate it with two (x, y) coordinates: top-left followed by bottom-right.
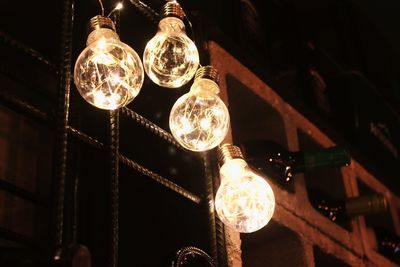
(169, 66), (229, 151)
(215, 144), (275, 233)
(143, 0), (199, 88)
(74, 16), (144, 110)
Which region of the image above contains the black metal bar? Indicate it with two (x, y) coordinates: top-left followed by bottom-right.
(214, 210), (227, 266)
(0, 179), (47, 206)
(68, 134), (82, 247)
(121, 107), (185, 150)
(67, 126), (202, 205)
(0, 90), (51, 123)
(127, 0), (159, 24)
(0, 31), (58, 73)
(53, 0), (74, 261)
(0, 226), (39, 248)
(203, 152), (227, 267)
(68, 126), (104, 149)
(109, 110), (120, 267)
(119, 155), (202, 204)
(71, 168), (79, 245)
(202, 152), (219, 266)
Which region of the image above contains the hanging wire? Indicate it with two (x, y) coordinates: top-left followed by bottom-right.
(107, 2), (123, 17)
(98, 0), (105, 16)
(175, 0), (203, 67)
(127, 0), (159, 24)
(126, 0), (199, 57)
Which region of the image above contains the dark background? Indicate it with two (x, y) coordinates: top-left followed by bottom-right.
(1, 0), (400, 266)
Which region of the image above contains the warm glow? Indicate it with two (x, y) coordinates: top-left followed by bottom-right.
(199, 118), (211, 130)
(115, 2), (123, 10)
(143, 17), (199, 88)
(74, 28), (144, 110)
(169, 77), (229, 151)
(215, 159), (275, 233)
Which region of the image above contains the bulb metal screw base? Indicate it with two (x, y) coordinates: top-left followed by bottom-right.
(195, 65), (220, 84)
(160, 1), (185, 20)
(88, 15), (116, 33)
(218, 144), (244, 166)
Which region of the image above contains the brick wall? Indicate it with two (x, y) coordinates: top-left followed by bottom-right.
(209, 41), (400, 267)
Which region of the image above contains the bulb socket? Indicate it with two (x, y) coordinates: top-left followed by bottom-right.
(88, 15), (116, 33)
(195, 66), (220, 84)
(218, 144), (244, 166)
(160, 1), (185, 20)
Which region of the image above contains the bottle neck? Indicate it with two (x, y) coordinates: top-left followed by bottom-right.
(241, 140), (350, 183)
(311, 191), (387, 222)
(293, 146), (350, 172)
(344, 194), (387, 217)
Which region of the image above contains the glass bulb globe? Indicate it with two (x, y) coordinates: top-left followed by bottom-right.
(143, 17), (199, 88)
(169, 75), (229, 151)
(74, 22), (144, 110)
(215, 158), (275, 233)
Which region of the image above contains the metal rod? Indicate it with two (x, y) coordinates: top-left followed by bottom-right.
(68, 126), (104, 149)
(0, 90), (51, 123)
(0, 179), (47, 206)
(53, 0), (74, 260)
(109, 110), (120, 267)
(71, 168), (79, 245)
(0, 31), (58, 72)
(0, 226), (39, 248)
(67, 126), (202, 205)
(121, 107), (185, 150)
(119, 155), (201, 204)
(127, 0), (159, 24)
(202, 152), (219, 266)
(204, 152), (227, 267)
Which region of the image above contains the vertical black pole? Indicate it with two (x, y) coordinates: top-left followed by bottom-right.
(109, 109), (120, 267)
(53, 0), (74, 263)
(203, 152), (228, 267)
(203, 152), (218, 265)
(109, 6), (120, 267)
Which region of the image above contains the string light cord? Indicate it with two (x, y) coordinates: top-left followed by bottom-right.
(173, 0), (203, 67)
(126, 0), (198, 51)
(127, 0), (159, 24)
(97, 0), (123, 18)
(107, 2), (124, 18)
(98, 0), (105, 16)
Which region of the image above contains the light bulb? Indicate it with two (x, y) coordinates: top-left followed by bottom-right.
(169, 66), (229, 151)
(74, 16), (144, 110)
(143, 1), (199, 88)
(215, 144), (275, 233)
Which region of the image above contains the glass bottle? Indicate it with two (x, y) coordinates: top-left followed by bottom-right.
(240, 139), (351, 184)
(308, 191), (387, 222)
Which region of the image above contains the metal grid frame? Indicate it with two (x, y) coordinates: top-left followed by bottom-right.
(0, 0), (228, 266)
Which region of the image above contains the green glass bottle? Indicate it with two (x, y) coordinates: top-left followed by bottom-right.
(240, 139), (351, 184)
